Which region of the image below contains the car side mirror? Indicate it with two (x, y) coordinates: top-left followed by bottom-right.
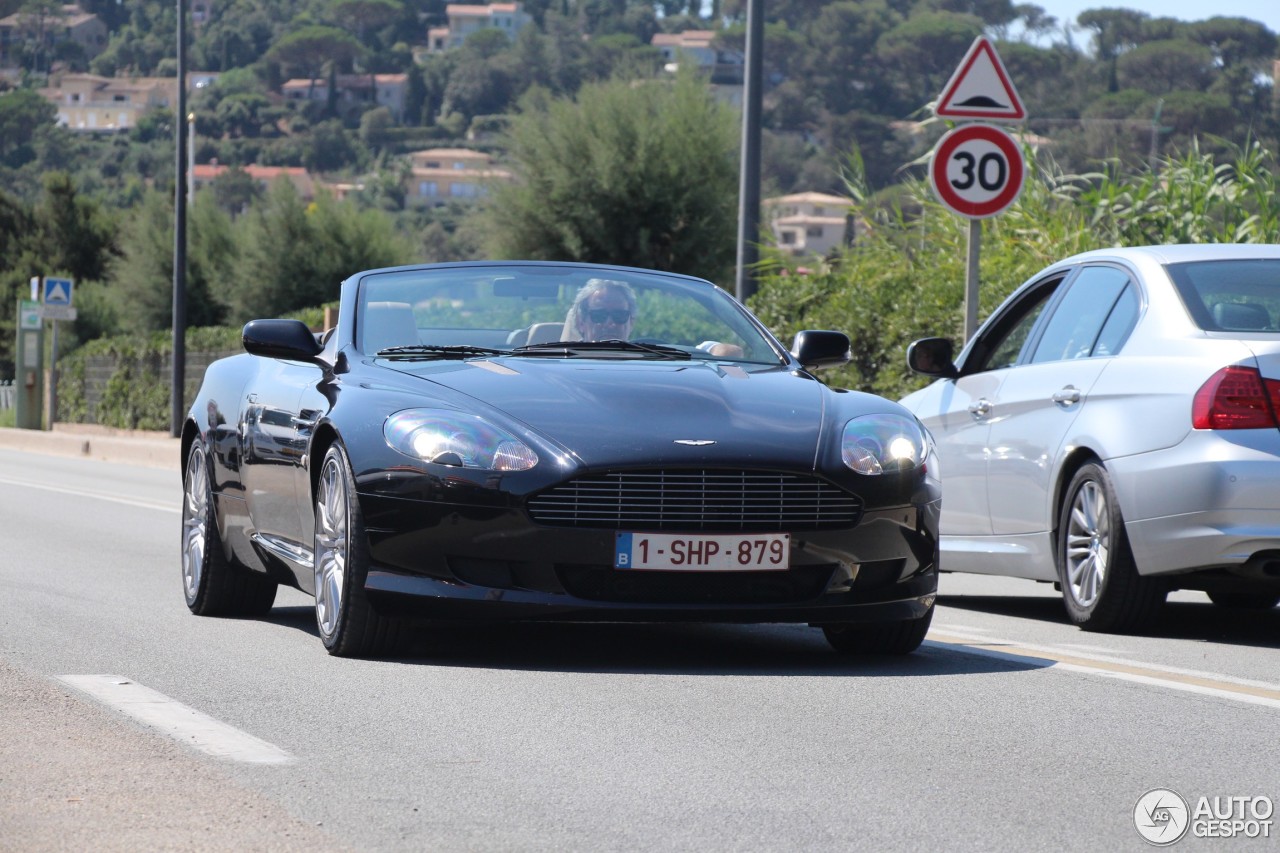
(243, 319), (323, 362)
(907, 337), (959, 379)
(791, 330), (851, 370)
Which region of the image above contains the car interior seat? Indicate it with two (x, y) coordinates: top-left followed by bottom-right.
(1211, 302), (1270, 330)
(526, 322), (564, 345)
(362, 301), (420, 353)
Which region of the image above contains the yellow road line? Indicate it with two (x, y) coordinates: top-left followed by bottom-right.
(927, 631), (1280, 709)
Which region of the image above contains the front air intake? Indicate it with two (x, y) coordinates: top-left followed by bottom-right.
(527, 469), (862, 532)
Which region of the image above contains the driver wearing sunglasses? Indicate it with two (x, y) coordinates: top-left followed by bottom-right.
(566, 278), (637, 342)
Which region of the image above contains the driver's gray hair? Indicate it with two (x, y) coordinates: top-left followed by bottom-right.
(562, 278), (637, 340)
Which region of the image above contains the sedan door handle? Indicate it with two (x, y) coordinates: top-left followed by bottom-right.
(1052, 386), (1082, 405)
(968, 399), (992, 418)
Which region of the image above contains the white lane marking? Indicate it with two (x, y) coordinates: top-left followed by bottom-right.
(925, 634), (1280, 711)
(58, 675), (293, 765)
(0, 475), (177, 514)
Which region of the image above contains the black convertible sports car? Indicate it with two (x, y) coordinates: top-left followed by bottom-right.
(181, 261), (940, 657)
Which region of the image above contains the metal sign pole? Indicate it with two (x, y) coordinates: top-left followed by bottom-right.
(965, 219), (980, 343)
(49, 318), (59, 427)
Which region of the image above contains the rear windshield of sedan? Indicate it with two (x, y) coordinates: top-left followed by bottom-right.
(1167, 259), (1280, 332)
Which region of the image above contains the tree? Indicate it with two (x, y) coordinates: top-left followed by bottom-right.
(209, 166), (262, 215)
(225, 180), (411, 322)
(482, 70), (739, 283)
(0, 87), (56, 166)
(266, 25), (365, 96)
(1117, 40), (1214, 96)
(327, 0), (403, 41)
(873, 12), (986, 114)
(105, 190), (229, 334)
(34, 171), (117, 284)
(1078, 7), (1150, 92)
(806, 1), (904, 114)
(10, 0), (64, 74)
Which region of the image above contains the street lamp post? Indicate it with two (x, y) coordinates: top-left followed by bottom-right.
(172, 0), (188, 438)
(734, 0), (763, 305)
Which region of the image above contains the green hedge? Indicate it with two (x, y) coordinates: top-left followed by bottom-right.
(58, 306), (329, 429)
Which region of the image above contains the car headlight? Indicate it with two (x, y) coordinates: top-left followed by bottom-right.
(840, 414), (928, 475)
(384, 409), (538, 471)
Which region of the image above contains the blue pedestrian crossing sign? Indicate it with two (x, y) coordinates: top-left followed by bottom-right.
(44, 276), (74, 306)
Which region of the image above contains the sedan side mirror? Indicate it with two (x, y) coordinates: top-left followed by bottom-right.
(243, 319), (323, 362)
(906, 337), (959, 379)
(791, 330), (851, 371)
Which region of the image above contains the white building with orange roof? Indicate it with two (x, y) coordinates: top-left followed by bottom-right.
(762, 192), (855, 258)
(38, 73), (176, 132)
(0, 4), (107, 67)
(421, 3), (532, 53)
(281, 73), (409, 122)
(191, 163), (317, 201)
(406, 147), (513, 203)
(651, 29), (743, 86)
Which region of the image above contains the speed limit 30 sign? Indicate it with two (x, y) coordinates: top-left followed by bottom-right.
(929, 123), (1024, 219)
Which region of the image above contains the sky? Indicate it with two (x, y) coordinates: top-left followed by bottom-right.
(1037, 1), (1280, 36)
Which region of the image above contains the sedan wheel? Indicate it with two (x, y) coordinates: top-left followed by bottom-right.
(182, 438), (276, 616)
(1057, 462), (1164, 633)
(314, 443), (403, 657)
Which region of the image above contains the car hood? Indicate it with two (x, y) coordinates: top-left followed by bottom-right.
(382, 357), (832, 469)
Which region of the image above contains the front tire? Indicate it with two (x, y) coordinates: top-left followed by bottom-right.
(822, 608), (933, 655)
(1057, 462), (1164, 633)
(313, 443), (404, 657)
(182, 438), (277, 616)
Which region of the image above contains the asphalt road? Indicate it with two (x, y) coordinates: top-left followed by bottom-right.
(2, 444), (1279, 851)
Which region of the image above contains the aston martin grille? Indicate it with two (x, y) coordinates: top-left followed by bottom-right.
(527, 470), (862, 531)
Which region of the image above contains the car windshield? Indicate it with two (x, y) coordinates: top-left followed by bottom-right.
(1167, 259), (1280, 332)
(354, 264), (785, 364)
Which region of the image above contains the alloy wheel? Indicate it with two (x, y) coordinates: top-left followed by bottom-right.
(314, 455), (348, 639)
(1064, 479), (1109, 607)
(181, 445), (210, 604)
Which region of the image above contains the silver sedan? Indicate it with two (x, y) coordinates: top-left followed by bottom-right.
(901, 244), (1280, 632)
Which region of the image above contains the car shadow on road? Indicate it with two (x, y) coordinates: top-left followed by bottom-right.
(261, 604), (1048, 677)
(937, 592), (1280, 650)
(937, 593), (1069, 625)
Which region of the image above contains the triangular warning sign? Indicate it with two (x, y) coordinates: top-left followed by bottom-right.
(936, 36), (1025, 121)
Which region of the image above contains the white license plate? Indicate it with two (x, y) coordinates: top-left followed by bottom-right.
(614, 532), (790, 571)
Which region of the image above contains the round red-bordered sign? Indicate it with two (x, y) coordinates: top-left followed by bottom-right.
(929, 124), (1024, 219)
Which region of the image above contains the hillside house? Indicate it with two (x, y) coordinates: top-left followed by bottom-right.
(191, 163), (317, 201)
(407, 148), (513, 202)
(38, 73), (175, 132)
(423, 3), (533, 53)
(282, 73), (408, 122)
(651, 30), (743, 85)
(0, 4), (106, 68)
(763, 192), (854, 258)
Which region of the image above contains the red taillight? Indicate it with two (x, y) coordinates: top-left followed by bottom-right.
(1192, 365), (1280, 429)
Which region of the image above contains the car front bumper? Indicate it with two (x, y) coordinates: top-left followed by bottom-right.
(357, 494), (940, 624)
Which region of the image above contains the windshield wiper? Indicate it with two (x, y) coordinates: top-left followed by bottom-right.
(376, 344), (506, 359)
(512, 339), (692, 360)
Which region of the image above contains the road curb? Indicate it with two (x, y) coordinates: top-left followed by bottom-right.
(0, 426), (180, 471)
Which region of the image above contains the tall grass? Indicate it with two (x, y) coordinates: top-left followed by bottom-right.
(751, 140), (1280, 399)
